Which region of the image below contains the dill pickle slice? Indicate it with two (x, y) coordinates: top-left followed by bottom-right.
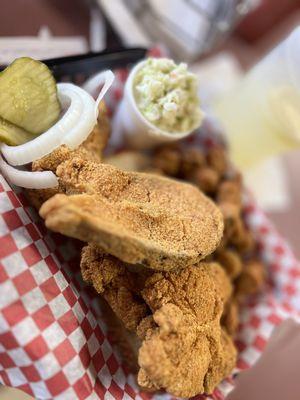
(0, 117), (35, 145)
(0, 57), (61, 135)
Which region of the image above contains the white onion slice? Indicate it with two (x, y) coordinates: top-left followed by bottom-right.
(1, 72), (115, 165)
(57, 83), (97, 149)
(63, 70), (115, 148)
(1, 84), (84, 166)
(0, 154), (58, 189)
(82, 70), (115, 109)
(0, 70), (115, 190)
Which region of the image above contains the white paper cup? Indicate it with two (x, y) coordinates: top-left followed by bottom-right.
(113, 60), (201, 149)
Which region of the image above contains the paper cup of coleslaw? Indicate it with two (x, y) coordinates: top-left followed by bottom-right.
(113, 58), (203, 149)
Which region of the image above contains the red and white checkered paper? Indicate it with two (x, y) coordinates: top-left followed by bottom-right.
(1, 62), (300, 400)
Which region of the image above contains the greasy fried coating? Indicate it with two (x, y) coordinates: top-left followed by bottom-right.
(104, 151), (151, 172)
(80, 244), (236, 397)
(206, 147), (227, 176)
(203, 328), (237, 392)
(191, 166), (220, 194)
(231, 228), (256, 254)
(138, 264), (236, 396)
(209, 262), (233, 303)
(145, 142), (266, 391)
(138, 264), (236, 397)
(152, 145), (182, 176)
(222, 299), (239, 336)
(235, 260), (265, 300)
(181, 147), (205, 177)
(81, 244), (149, 331)
(218, 202), (255, 255)
(216, 249), (243, 280)
(27, 102), (110, 209)
(136, 315), (156, 340)
(217, 180), (242, 208)
(138, 304), (213, 397)
(27, 131), (100, 210)
(142, 262), (231, 321)
(218, 202), (241, 241)
(40, 157), (224, 271)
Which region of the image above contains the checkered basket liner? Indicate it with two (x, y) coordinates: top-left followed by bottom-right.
(1, 61), (300, 400)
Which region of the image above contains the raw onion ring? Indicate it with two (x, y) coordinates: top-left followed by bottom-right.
(0, 70), (115, 189)
(82, 70), (115, 108)
(1, 84), (91, 166)
(0, 153), (58, 189)
(1, 71), (115, 165)
(57, 83), (96, 149)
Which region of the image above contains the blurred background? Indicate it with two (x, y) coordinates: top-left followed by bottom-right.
(0, 0), (300, 398)
(0, 0), (299, 248)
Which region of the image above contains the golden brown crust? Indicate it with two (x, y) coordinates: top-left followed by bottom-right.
(222, 298), (239, 336)
(190, 166), (220, 194)
(138, 264), (236, 396)
(137, 368), (161, 392)
(217, 180), (242, 208)
(209, 262), (233, 304)
(40, 157), (224, 271)
(27, 102), (110, 209)
(104, 151), (152, 172)
(81, 244), (149, 331)
(203, 328), (237, 393)
(206, 147), (228, 176)
(80, 244), (236, 397)
(138, 304), (212, 397)
(149, 143), (261, 278)
(235, 260), (265, 300)
(24, 119), (265, 397)
(216, 249), (243, 280)
(136, 316), (156, 340)
(138, 303), (236, 397)
(77, 142), (264, 397)
(141, 262), (227, 323)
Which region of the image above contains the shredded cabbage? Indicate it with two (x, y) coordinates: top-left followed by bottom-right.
(133, 58), (202, 133)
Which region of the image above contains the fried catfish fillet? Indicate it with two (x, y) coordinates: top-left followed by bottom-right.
(138, 304), (236, 397)
(80, 244), (236, 397)
(39, 156), (223, 271)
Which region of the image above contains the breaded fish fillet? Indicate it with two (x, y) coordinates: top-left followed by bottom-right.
(40, 156), (223, 271)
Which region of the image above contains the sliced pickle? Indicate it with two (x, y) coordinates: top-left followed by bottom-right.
(0, 117), (35, 145)
(0, 57), (61, 135)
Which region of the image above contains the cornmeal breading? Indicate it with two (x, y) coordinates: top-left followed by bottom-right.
(39, 157), (223, 271)
(27, 102), (110, 209)
(80, 244), (236, 397)
(25, 112), (267, 398)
